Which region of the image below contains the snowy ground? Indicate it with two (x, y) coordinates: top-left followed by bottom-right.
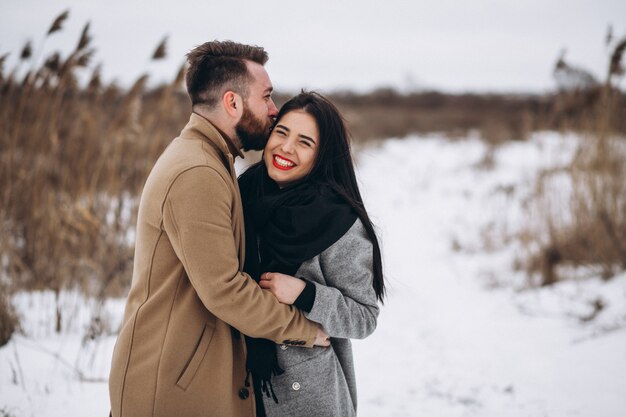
(1, 132), (625, 416)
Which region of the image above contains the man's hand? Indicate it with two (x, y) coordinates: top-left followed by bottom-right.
(314, 325), (331, 347)
(259, 272), (306, 304)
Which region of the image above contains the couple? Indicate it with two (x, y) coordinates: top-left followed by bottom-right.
(108, 40), (385, 417)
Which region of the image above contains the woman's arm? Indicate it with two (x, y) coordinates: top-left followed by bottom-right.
(308, 219), (379, 339)
(261, 220), (380, 339)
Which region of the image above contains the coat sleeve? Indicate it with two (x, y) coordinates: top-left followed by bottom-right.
(163, 166), (318, 347)
(305, 219), (380, 339)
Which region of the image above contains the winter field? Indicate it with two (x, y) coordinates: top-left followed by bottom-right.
(1, 132), (625, 417)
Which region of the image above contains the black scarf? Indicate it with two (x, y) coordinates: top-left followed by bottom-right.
(238, 163), (357, 403)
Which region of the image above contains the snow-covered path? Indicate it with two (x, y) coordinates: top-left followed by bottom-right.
(353, 135), (626, 417)
(1, 133), (625, 416)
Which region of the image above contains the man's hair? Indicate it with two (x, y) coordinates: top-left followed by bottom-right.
(185, 40), (268, 109)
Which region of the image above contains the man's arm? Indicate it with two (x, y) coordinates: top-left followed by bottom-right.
(261, 220), (379, 340)
(162, 166), (323, 347)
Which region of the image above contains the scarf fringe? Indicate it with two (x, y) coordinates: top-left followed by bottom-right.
(249, 362), (285, 404)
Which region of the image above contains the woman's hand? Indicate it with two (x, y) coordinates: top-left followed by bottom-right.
(259, 272), (306, 305)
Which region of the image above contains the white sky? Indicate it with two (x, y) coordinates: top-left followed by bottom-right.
(1, 0), (625, 93)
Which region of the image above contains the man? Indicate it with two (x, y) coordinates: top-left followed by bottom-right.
(109, 41), (328, 417)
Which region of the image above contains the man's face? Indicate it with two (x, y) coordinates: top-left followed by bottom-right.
(235, 62), (279, 151)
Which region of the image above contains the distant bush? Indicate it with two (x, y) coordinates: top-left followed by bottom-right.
(522, 33), (626, 285)
(326, 90), (549, 142)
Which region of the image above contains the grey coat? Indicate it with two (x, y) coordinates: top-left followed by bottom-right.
(261, 219), (380, 417)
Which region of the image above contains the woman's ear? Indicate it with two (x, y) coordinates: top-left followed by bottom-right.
(222, 91), (244, 119)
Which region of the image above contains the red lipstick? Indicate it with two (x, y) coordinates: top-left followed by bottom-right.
(272, 154), (296, 171)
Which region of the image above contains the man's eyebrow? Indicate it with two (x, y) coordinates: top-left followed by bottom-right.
(264, 86), (274, 94)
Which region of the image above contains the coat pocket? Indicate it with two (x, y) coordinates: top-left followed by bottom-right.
(176, 322), (215, 390)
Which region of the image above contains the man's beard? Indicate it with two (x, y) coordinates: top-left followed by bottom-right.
(235, 106), (271, 151)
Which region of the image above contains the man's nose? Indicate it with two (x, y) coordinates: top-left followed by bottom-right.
(268, 99), (278, 118)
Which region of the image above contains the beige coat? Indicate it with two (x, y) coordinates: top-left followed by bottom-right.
(109, 114), (318, 417)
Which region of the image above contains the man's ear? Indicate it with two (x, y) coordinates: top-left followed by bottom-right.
(223, 91), (243, 119)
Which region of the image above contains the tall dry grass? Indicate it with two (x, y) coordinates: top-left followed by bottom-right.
(0, 11), (188, 336)
(522, 33), (626, 285)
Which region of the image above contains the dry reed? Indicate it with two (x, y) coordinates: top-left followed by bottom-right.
(522, 31), (626, 285)
(0, 11), (187, 335)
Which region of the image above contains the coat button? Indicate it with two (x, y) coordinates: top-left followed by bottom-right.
(239, 388), (249, 399)
(291, 382), (301, 391)
(280, 344), (288, 350)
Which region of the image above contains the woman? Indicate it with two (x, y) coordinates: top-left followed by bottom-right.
(238, 92), (385, 417)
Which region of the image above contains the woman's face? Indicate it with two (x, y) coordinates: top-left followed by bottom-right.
(264, 110), (319, 187)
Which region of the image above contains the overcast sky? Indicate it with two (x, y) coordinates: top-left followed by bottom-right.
(1, 0), (625, 93)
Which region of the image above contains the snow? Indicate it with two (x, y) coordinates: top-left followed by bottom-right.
(2, 132), (625, 416)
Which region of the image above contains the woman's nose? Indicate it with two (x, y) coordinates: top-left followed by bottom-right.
(281, 139), (296, 154)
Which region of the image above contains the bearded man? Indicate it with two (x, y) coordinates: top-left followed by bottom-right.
(109, 41), (328, 417)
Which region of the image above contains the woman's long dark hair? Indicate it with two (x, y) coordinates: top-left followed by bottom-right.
(264, 91), (385, 302)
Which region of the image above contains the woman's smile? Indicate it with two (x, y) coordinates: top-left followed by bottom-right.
(272, 154), (296, 170)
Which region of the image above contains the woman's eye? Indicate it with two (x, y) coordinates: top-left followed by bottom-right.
(300, 140), (312, 148)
